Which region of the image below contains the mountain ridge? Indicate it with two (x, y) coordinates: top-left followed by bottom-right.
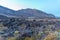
(0, 6), (16, 17)
(17, 8), (56, 18)
(0, 5), (56, 19)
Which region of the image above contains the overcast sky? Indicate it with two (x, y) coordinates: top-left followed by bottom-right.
(0, 0), (60, 17)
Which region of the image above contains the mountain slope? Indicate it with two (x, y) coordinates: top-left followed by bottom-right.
(17, 8), (55, 18)
(0, 6), (16, 17)
(0, 6), (56, 18)
(0, 15), (8, 19)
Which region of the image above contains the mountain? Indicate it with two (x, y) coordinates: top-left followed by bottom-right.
(17, 8), (55, 18)
(0, 6), (56, 18)
(0, 6), (16, 17)
(0, 15), (8, 19)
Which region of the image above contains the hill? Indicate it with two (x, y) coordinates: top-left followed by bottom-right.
(0, 6), (56, 19)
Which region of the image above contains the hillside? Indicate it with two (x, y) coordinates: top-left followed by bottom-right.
(0, 6), (60, 40)
(17, 8), (55, 18)
(0, 6), (56, 19)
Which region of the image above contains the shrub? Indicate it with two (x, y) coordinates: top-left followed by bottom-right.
(24, 37), (34, 40)
(7, 37), (16, 40)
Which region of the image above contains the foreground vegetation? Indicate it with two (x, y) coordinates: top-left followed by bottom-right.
(0, 18), (60, 40)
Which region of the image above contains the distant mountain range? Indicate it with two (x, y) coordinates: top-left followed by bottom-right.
(0, 6), (56, 19)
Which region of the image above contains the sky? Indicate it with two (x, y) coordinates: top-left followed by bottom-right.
(0, 0), (60, 17)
